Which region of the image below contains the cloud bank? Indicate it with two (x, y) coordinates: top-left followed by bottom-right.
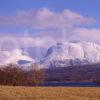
(0, 49), (34, 65)
(0, 8), (95, 29)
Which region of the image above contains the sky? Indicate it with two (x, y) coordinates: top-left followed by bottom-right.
(0, 0), (100, 48)
(0, 0), (100, 63)
(0, 0), (100, 34)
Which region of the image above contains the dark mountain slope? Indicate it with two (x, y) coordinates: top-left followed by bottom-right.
(44, 64), (100, 82)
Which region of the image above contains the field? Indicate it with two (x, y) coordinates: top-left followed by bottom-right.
(0, 86), (99, 100)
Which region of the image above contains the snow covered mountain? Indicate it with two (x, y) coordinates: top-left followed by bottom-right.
(40, 42), (100, 68)
(1, 41), (100, 69)
(0, 49), (34, 66)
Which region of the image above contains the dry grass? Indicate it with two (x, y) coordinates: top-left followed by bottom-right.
(0, 86), (99, 100)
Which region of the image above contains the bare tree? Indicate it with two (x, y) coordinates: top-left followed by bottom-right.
(0, 63), (45, 86)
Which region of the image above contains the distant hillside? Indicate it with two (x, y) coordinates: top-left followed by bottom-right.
(44, 64), (100, 82)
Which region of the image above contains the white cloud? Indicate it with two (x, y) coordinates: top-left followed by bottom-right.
(72, 28), (100, 42)
(0, 8), (96, 29)
(0, 35), (56, 49)
(0, 49), (34, 65)
(0, 27), (100, 50)
(0, 8), (98, 44)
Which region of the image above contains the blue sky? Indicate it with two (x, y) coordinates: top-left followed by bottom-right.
(0, 0), (100, 43)
(0, 0), (100, 18)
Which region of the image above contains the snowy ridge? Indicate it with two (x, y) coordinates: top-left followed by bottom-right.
(40, 42), (100, 68)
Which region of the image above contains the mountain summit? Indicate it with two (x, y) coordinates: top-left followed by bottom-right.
(40, 42), (100, 68)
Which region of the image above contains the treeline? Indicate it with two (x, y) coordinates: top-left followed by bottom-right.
(0, 64), (44, 86)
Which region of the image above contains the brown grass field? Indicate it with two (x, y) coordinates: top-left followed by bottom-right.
(0, 86), (99, 100)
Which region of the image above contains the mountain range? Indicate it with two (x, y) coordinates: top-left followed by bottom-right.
(39, 42), (100, 68)
(1, 41), (100, 68)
